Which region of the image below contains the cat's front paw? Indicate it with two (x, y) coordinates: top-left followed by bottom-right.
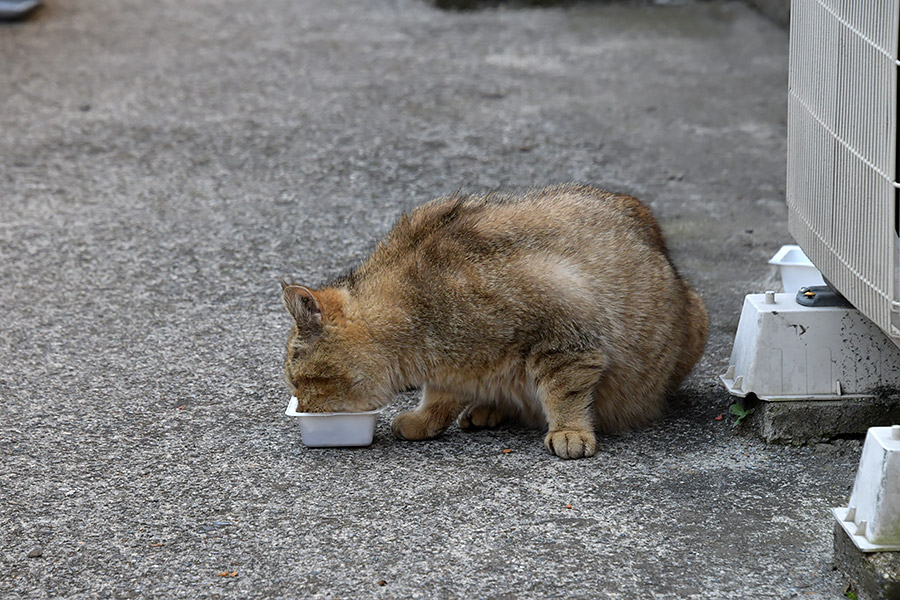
(544, 429), (597, 459)
(392, 411), (441, 441)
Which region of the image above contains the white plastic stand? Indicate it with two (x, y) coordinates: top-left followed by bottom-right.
(834, 426), (900, 552)
(720, 293), (900, 402)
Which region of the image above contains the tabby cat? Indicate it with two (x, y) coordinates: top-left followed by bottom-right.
(282, 184), (708, 459)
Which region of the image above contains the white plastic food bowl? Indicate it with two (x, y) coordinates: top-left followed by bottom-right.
(285, 396), (384, 447)
(768, 244), (826, 293)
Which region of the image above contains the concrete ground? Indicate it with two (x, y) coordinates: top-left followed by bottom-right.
(0, 0), (863, 598)
(744, 0), (790, 28)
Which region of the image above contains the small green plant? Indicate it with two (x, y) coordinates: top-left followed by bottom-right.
(844, 588), (858, 600)
(729, 402), (755, 427)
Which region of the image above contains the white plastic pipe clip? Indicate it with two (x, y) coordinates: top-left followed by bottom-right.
(833, 426), (900, 551)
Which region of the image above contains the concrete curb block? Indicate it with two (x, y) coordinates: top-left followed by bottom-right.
(834, 523), (900, 600)
(744, 397), (900, 444)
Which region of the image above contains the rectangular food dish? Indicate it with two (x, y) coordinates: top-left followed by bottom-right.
(768, 244), (825, 293)
(285, 396), (385, 447)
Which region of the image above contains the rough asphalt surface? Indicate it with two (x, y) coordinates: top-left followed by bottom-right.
(1, 1), (862, 598)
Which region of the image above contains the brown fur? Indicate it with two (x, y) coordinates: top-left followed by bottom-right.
(282, 183), (708, 459)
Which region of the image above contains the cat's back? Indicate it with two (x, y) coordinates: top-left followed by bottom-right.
(386, 183), (669, 265)
(358, 184), (683, 340)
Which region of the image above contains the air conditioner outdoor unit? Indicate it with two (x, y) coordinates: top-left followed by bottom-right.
(721, 0), (900, 406)
(787, 0), (900, 341)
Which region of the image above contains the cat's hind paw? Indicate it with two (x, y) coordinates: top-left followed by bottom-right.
(544, 429), (597, 459)
(458, 405), (507, 430)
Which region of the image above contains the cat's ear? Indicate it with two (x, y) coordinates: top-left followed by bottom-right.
(282, 284), (323, 335)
